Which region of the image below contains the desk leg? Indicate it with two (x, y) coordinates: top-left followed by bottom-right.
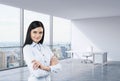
(71, 53), (73, 58)
(93, 54), (95, 64)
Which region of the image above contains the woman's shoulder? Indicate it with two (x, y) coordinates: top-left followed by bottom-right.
(41, 44), (50, 49)
(23, 44), (32, 50)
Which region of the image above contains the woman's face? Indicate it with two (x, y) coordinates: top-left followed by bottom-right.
(30, 27), (43, 43)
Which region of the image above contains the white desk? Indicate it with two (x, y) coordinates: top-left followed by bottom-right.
(65, 50), (107, 65)
(65, 51), (93, 60)
(93, 52), (107, 65)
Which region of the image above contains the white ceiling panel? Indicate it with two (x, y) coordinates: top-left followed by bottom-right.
(0, 0), (120, 20)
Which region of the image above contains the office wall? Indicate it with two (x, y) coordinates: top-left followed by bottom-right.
(71, 16), (120, 61)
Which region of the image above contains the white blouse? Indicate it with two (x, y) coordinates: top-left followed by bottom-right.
(23, 42), (61, 81)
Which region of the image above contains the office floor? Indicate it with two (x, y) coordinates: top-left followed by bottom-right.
(0, 59), (120, 81)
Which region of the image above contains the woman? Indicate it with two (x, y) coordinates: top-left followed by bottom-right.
(23, 21), (61, 81)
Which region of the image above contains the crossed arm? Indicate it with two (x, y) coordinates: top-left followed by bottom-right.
(32, 55), (59, 71)
(23, 46), (61, 78)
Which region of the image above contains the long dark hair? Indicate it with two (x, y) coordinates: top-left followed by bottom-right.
(23, 21), (45, 47)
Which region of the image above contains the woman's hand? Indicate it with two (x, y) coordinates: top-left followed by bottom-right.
(32, 60), (41, 70)
(50, 56), (59, 66)
(32, 60), (50, 71)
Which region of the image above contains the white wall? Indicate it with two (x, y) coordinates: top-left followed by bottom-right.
(71, 16), (120, 61)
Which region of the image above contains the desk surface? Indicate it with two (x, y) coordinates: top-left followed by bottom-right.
(66, 50), (107, 54)
(93, 52), (107, 55)
(65, 50), (81, 53)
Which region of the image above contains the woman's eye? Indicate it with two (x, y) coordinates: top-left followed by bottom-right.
(33, 31), (37, 33)
(39, 32), (43, 34)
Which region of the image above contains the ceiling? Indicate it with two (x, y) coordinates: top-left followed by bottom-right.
(0, 0), (120, 20)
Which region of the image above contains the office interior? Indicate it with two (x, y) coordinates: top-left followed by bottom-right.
(0, 0), (120, 81)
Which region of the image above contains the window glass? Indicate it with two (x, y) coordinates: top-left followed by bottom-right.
(53, 17), (71, 59)
(0, 4), (21, 70)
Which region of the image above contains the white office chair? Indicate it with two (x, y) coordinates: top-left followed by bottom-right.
(81, 52), (93, 63)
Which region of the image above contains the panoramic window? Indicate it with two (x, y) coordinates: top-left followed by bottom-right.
(53, 16), (71, 59)
(0, 4), (21, 70)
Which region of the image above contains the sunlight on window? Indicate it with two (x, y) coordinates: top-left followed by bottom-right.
(53, 16), (71, 44)
(0, 4), (20, 43)
(0, 4), (21, 70)
(52, 16), (71, 59)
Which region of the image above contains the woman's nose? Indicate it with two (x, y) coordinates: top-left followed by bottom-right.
(36, 34), (40, 37)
